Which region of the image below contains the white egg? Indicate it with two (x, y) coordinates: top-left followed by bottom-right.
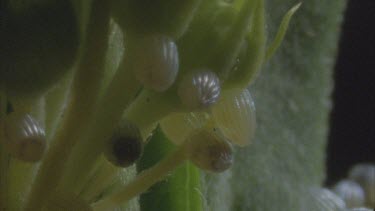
(160, 111), (210, 145)
(332, 179), (365, 208)
(3, 112), (46, 162)
(178, 70), (221, 109)
(132, 34), (179, 92)
(348, 164), (375, 207)
(309, 187), (346, 210)
(212, 88), (256, 146)
(184, 129), (233, 173)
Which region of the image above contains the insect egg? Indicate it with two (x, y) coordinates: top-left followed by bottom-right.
(104, 119), (143, 168)
(178, 70), (221, 109)
(3, 112), (46, 162)
(348, 164), (375, 207)
(185, 129), (233, 173)
(132, 34), (179, 92)
(212, 88), (256, 147)
(332, 179), (365, 208)
(309, 187), (346, 210)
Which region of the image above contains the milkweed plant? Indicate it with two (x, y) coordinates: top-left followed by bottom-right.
(0, 0), (350, 210)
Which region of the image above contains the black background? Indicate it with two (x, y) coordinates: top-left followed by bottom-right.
(326, 0), (375, 185)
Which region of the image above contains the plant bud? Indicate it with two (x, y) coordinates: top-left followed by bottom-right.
(348, 164), (375, 207)
(178, 70), (221, 109)
(212, 88), (256, 146)
(185, 129), (233, 173)
(0, 1), (79, 97)
(104, 120), (143, 168)
(110, 0), (202, 38)
(332, 180), (365, 208)
(132, 34), (179, 92)
(3, 112), (46, 162)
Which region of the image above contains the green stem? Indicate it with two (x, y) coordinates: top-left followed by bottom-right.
(79, 159), (119, 202)
(44, 74), (73, 138)
(92, 147), (188, 210)
(7, 160), (34, 211)
(125, 90), (177, 138)
(0, 89), (10, 211)
(58, 51), (141, 195)
(24, 1), (110, 210)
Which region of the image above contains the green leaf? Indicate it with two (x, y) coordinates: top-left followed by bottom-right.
(138, 127), (203, 211)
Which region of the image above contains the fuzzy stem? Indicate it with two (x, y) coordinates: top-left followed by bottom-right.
(92, 147), (188, 210)
(58, 51), (141, 194)
(24, 1), (110, 210)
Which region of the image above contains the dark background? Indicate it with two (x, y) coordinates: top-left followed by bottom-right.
(326, 0), (375, 185)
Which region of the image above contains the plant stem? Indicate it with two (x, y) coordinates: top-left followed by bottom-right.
(0, 89), (10, 211)
(125, 90), (177, 138)
(58, 53), (141, 195)
(24, 1), (110, 210)
(79, 159), (119, 202)
(44, 74), (73, 138)
(92, 147), (188, 210)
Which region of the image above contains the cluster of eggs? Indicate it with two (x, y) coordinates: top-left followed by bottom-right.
(0, 1), (302, 210)
(311, 164), (375, 211)
(332, 164), (375, 209)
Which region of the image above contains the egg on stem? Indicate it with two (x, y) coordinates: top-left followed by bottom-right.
(131, 34), (179, 92)
(332, 179), (365, 208)
(184, 128), (233, 173)
(309, 187), (346, 210)
(162, 88), (256, 147)
(104, 119), (143, 168)
(212, 88), (256, 147)
(178, 70), (221, 110)
(348, 164), (375, 207)
(2, 112), (46, 162)
(92, 127), (233, 210)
